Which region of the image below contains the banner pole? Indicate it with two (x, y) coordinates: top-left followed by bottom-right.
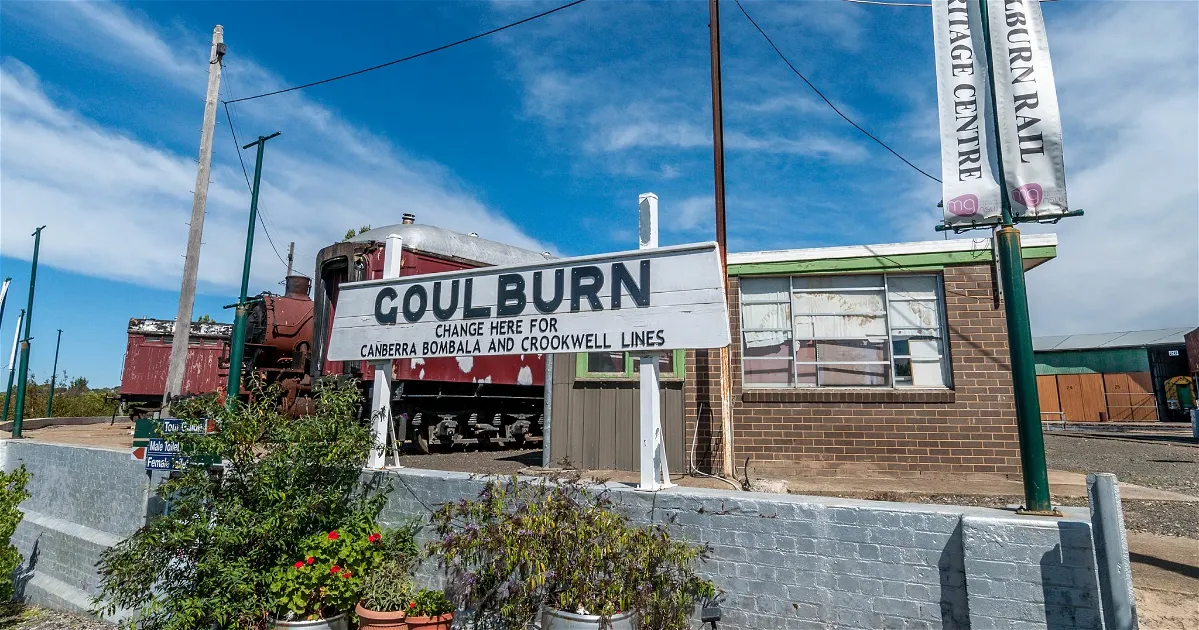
(976, 0), (1052, 514)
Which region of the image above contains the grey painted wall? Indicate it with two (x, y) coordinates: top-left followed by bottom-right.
(3, 441), (1107, 629)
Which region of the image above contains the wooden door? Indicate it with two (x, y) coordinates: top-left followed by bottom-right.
(1080, 374), (1107, 422)
(1037, 375), (1061, 420)
(1127, 372), (1158, 421)
(1057, 375), (1085, 421)
(1103, 373), (1133, 420)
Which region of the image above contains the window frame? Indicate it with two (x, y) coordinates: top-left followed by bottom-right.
(576, 349), (686, 381)
(740, 273), (952, 390)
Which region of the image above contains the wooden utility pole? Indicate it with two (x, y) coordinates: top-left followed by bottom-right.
(286, 241), (295, 277)
(708, 0), (736, 479)
(164, 25), (225, 410)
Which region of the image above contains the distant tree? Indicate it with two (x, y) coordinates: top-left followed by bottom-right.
(358, 225), (372, 235)
(196, 314), (216, 324)
(68, 376), (89, 395)
(343, 229), (357, 241)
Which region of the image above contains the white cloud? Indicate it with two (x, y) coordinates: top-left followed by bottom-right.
(0, 3), (550, 294)
(672, 195), (715, 233)
(1017, 1), (1199, 335)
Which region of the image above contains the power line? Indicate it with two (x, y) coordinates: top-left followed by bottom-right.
(219, 65), (295, 275)
(224, 0), (588, 104)
(733, 0), (942, 184)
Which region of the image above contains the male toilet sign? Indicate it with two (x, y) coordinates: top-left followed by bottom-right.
(326, 242), (731, 361)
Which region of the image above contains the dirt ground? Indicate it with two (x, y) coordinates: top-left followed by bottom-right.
(1, 604), (113, 630)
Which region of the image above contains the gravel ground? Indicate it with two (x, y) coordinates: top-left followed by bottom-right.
(0, 605), (114, 630)
(1044, 432), (1199, 497)
(396, 446), (541, 475)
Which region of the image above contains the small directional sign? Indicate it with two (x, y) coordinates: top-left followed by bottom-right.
(132, 418), (217, 470)
(147, 438), (183, 455)
(145, 453), (184, 472)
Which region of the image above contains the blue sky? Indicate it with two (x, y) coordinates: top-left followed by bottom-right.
(1, 0), (1196, 387)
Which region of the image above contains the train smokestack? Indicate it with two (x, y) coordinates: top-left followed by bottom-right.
(285, 275), (311, 298)
(402, 213), (416, 224)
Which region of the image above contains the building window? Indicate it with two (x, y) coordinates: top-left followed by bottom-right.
(578, 350), (682, 379)
(740, 274), (950, 388)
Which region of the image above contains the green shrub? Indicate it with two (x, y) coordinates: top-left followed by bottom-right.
(93, 380), (386, 629)
(427, 475), (714, 630)
(0, 466), (31, 602)
(408, 589), (453, 617)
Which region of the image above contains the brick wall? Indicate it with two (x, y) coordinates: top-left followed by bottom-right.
(686, 264), (1022, 476)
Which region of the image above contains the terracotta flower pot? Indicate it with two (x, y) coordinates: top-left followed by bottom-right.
(355, 602), (408, 630)
(404, 613), (453, 630)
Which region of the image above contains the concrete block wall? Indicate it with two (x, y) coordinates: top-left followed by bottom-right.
(1, 440), (155, 614)
(2, 442), (1107, 629)
(375, 468), (1105, 630)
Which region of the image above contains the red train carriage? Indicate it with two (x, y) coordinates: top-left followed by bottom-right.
(312, 216), (551, 452)
(118, 318), (231, 419)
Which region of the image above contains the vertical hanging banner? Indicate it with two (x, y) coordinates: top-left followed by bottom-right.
(986, 0), (1068, 217)
(932, 0), (1002, 225)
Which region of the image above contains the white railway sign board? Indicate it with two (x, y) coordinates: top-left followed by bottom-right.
(327, 242), (730, 362)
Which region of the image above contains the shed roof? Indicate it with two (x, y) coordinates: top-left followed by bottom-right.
(352, 223), (552, 267)
(1032, 327), (1192, 351)
(726, 234), (1057, 276)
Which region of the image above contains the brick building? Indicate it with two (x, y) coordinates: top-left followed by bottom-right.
(548, 234), (1058, 477)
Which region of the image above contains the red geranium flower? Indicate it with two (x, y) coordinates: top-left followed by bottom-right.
(368, 532), (381, 543)
(327, 531), (339, 540)
(294, 561), (304, 569)
(341, 571), (352, 578)
(409, 602), (416, 610)
(305, 556), (315, 565)
(330, 565), (341, 574)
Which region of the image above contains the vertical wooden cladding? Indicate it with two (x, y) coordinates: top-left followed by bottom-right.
(1037, 375), (1060, 418)
(550, 358), (684, 472)
(1104, 372), (1157, 421)
(1043, 371), (1157, 422)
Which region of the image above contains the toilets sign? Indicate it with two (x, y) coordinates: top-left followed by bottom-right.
(326, 242), (730, 361)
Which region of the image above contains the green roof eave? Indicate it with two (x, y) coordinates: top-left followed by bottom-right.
(728, 245), (1057, 276)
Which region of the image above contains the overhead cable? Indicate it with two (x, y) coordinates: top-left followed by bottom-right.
(219, 65), (298, 275)
(733, 0), (942, 183)
(224, 0), (588, 104)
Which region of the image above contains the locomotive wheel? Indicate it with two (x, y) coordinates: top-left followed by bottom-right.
(415, 429), (451, 455)
(415, 430), (433, 455)
(475, 433), (501, 450)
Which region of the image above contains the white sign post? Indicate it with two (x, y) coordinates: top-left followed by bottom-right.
(636, 193), (673, 491)
(367, 234), (402, 470)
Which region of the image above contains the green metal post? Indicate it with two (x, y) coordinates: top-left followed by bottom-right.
(226, 133), (280, 407)
(976, 0), (1053, 512)
(2, 309), (24, 425)
(45, 329), (62, 418)
(12, 226), (46, 438)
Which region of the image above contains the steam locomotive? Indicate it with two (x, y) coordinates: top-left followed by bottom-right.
(119, 216), (551, 453)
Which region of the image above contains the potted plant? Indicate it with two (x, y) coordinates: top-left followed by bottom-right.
(268, 524), (387, 629)
(427, 475), (714, 629)
(356, 523), (422, 630)
(404, 589), (454, 630)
